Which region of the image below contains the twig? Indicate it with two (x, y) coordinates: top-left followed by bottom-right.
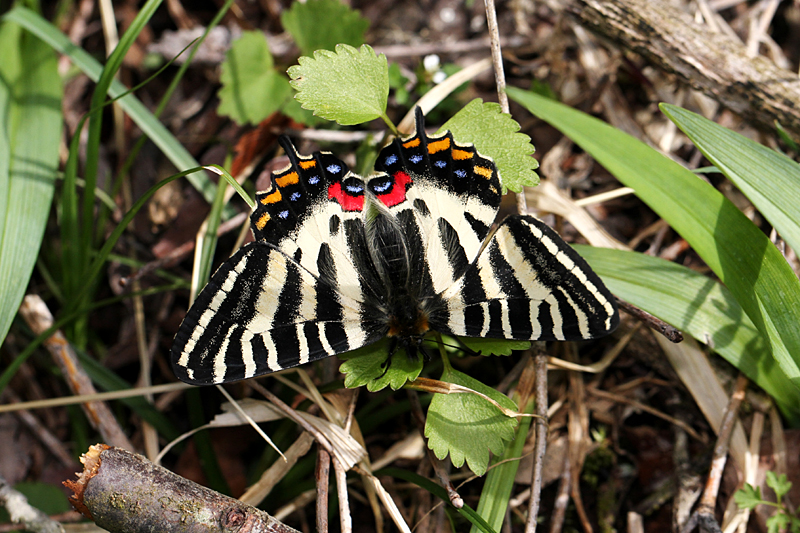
(0, 382), (190, 414)
(587, 386), (703, 441)
(332, 455), (352, 533)
(64, 444), (299, 533)
(526, 346), (549, 533)
(406, 390), (463, 509)
(680, 374), (749, 533)
(616, 297), (684, 343)
(2, 389), (75, 468)
(0, 474), (64, 533)
(18, 295), (135, 451)
(316, 447), (331, 533)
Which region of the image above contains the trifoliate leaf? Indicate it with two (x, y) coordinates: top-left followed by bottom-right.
(339, 338), (423, 392)
(457, 337), (531, 356)
(438, 99), (538, 192)
(281, 0), (370, 56)
(733, 483), (763, 509)
(767, 513), (791, 533)
(218, 31), (292, 125)
(425, 366), (518, 476)
(288, 44), (389, 126)
(766, 471), (793, 500)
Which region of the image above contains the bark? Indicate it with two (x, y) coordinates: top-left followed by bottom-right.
(564, 0), (800, 137)
(64, 444), (299, 533)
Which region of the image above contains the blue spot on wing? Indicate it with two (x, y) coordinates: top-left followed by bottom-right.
(434, 160), (446, 168)
(290, 192), (301, 201)
(385, 154), (398, 166)
(455, 169), (467, 178)
(409, 155), (423, 164)
(308, 175), (320, 185)
(279, 210), (289, 219)
(327, 164), (342, 174)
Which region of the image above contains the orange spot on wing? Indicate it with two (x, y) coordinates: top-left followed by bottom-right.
(255, 212), (271, 229)
(452, 149), (473, 160)
(403, 138), (421, 149)
(473, 166), (493, 179)
(299, 160), (316, 170)
(275, 172), (299, 187)
(427, 138), (450, 154)
(260, 190), (282, 204)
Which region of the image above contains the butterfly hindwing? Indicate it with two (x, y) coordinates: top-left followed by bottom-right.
(432, 215), (619, 341)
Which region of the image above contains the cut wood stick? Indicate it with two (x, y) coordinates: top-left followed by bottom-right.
(64, 444), (300, 533)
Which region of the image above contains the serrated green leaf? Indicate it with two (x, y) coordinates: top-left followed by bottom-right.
(509, 87), (800, 394)
(767, 471), (792, 500)
(576, 246), (800, 423)
(0, 20), (61, 348)
(457, 337), (530, 356)
(662, 104), (800, 254)
(339, 338), (423, 391)
(438, 99), (538, 193)
(425, 367), (518, 476)
(734, 483), (763, 509)
(218, 31), (291, 125)
(281, 0), (369, 56)
(288, 44), (388, 126)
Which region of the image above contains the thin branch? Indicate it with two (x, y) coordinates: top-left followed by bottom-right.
(526, 346), (549, 533)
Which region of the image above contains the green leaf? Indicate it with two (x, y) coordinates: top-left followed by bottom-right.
(767, 512), (791, 533)
(281, 0), (369, 56)
(0, 20), (61, 347)
(339, 338), (423, 391)
(288, 44), (389, 126)
(425, 367), (518, 476)
(438, 99), (538, 192)
(576, 246), (800, 423)
(218, 31), (291, 125)
(662, 104), (800, 254)
(766, 471), (792, 500)
(734, 483), (763, 509)
(509, 88), (800, 392)
(457, 337), (530, 356)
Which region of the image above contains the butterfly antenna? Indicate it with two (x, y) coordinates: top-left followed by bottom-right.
(422, 336), (482, 357)
(278, 135), (299, 165)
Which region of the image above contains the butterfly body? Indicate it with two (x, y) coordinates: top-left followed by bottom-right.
(171, 109), (619, 385)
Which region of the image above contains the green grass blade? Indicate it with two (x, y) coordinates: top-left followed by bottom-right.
(0, 19), (62, 347)
(471, 407), (532, 533)
(2, 6), (219, 205)
(509, 88), (800, 390)
(577, 246), (800, 422)
(661, 104), (800, 253)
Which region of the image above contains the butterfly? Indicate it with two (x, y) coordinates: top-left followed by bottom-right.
(171, 108), (619, 385)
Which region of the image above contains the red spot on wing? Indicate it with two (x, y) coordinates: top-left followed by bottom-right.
(377, 171), (413, 208)
(328, 181), (365, 212)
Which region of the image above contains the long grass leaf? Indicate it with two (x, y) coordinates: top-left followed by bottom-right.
(577, 246), (800, 423)
(2, 6), (219, 205)
(509, 88), (800, 391)
(0, 20), (62, 347)
(661, 104), (800, 253)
